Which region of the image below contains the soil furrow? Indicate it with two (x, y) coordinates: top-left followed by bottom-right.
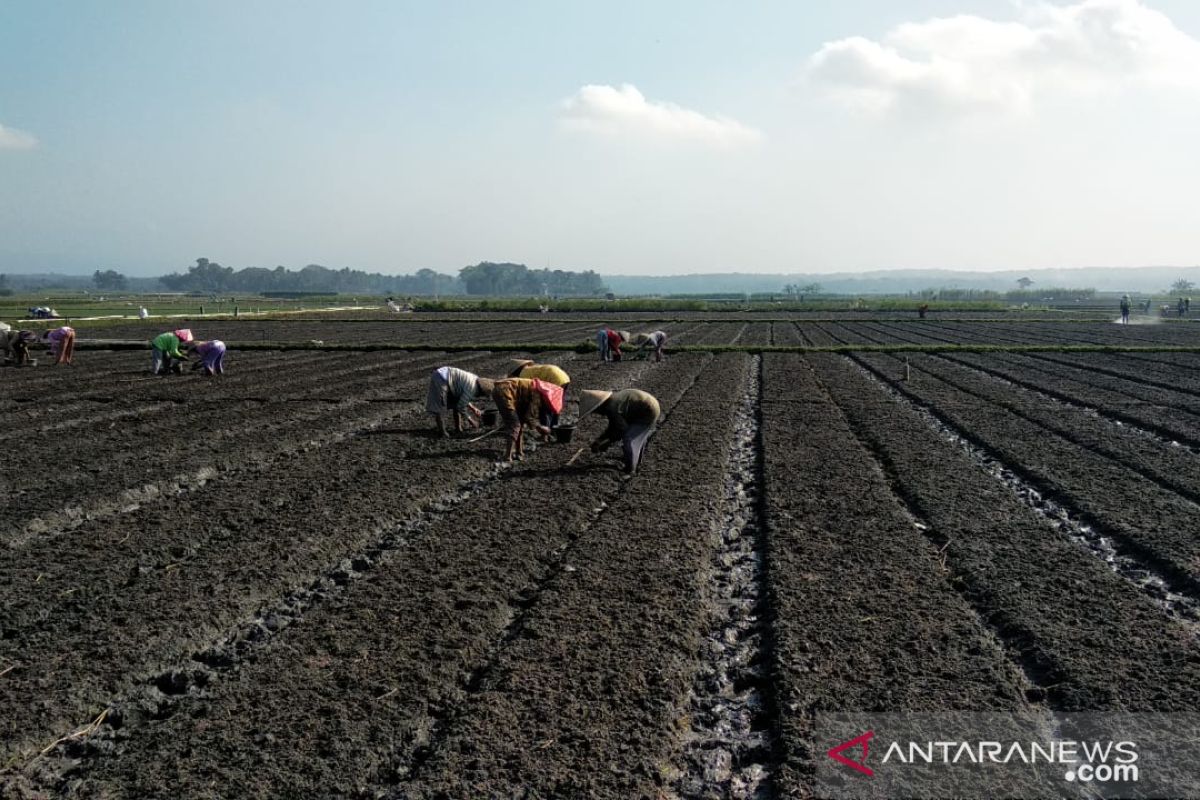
(399, 355), (746, 799)
(670, 355), (774, 799)
(852, 352), (1200, 592)
(759, 354), (1031, 798)
(806, 353), (1200, 707)
(8, 355), (704, 798)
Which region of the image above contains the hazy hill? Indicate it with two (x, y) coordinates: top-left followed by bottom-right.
(605, 267), (1200, 295)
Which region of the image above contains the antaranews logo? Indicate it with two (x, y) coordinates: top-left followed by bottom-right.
(827, 731), (875, 777)
(817, 713), (1200, 799)
(825, 728), (1138, 785)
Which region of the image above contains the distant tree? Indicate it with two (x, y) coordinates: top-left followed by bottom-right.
(459, 262), (605, 296)
(1171, 278), (1195, 294)
(1017, 277), (1034, 290)
(0, 273), (9, 296)
(160, 258), (236, 292)
(802, 282), (822, 297)
(93, 269), (128, 291)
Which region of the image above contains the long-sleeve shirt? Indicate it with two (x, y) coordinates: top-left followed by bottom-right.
(631, 331), (666, 349)
(45, 327), (74, 355)
(152, 332), (185, 358)
(516, 364), (570, 386)
(0, 330), (20, 355)
(427, 366), (481, 414)
(598, 389), (661, 442)
(492, 378), (542, 428)
(605, 329), (624, 358)
(195, 340), (225, 357)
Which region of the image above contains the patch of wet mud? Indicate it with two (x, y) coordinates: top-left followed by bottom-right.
(670, 355), (774, 799)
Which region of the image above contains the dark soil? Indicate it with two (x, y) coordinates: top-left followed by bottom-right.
(5, 315), (1200, 798)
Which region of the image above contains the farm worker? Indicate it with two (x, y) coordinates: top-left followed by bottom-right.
(508, 359), (571, 427)
(2, 328), (36, 366)
(630, 330), (668, 362)
(1120, 294), (1131, 324)
(1179, 298), (1186, 318)
(579, 388), (661, 475)
(918, 304), (929, 319)
(491, 377), (550, 461)
(595, 328), (629, 362)
(190, 340), (227, 376)
(138, 307), (150, 319)
(426, 366), (492, 436)
(150, 330), (191, 375)
(42, 326), (76, 365)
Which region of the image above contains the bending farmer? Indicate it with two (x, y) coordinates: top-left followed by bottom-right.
(579, 388), (661, 474)
(42, 326), (76, 365)
(508, 359), (571, 427)
(427, 366), (493, 436)
(595, 328), (630, 362)
(491, 377), (550, 461)
(190, 340), (227, 376)
(1, 328), (37, 366)
(151, 329), (193, 375)
(630, 330), (668, 362)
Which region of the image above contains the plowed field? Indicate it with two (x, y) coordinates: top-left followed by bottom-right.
(4, 314), (1200, 798)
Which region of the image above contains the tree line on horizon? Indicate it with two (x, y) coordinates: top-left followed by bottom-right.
(150, 259), (607, 297)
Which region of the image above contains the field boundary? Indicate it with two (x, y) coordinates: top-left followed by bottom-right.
(65, 340), (1200, 355)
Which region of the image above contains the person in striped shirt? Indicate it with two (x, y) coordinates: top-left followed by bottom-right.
(427, 366), (494, 436)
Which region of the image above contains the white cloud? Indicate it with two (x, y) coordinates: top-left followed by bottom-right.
(808, 0), (1200, 116)
(0, 123), (38, 150)
(560, 83), (762, 147)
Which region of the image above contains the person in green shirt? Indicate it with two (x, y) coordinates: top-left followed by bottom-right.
(151, 329), (193, 375)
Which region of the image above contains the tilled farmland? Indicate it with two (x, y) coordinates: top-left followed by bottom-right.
(4, 315), (1200, 798)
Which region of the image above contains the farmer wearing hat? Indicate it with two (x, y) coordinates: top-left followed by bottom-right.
(189, 339), (227, 376)
(42, 326), (76, 365)
(579, 387), (661, 474)
(595, 328), (630, 362)
(508, 359), (571, 428)
(150, 329), (193, 375)
(629, 330), (668, 362)
(490, 377), (552, 461)
(1, 326), (37, 366)
(427, 366), (493, 436)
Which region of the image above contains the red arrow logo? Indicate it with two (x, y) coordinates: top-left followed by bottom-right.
(827, 731), (875, 777)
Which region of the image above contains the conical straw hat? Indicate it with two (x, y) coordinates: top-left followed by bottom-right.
(578, 389), (612, 417)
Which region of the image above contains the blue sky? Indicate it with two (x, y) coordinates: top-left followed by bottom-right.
(2, 1), (1199, 276)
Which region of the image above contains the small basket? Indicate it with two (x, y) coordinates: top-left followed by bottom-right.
(481, 409), (499, 427)
(552, 425), (576, 444)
